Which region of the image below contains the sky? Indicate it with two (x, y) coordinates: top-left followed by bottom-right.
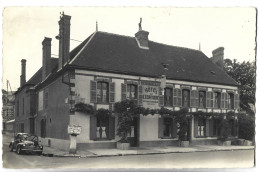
(2, 7), (256, 91)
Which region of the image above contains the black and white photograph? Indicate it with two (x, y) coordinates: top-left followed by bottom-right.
(1, 3), (257, 170)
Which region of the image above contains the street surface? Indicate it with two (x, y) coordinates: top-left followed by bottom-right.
(2, 142), (254, 169)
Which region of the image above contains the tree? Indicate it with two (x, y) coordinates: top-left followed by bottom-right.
(224, 59), (256, 116)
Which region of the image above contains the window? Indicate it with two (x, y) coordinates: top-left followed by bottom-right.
(44, 91), (48, 109)
(227, 93), (234, 109)
(22, 98), (24, 115)
(199, 91), (206, 108)
(16, 100), (19, 117)
(97, 82), (109, 103)
(127, 84), (137, 99)
(182, 89), (190, 107)
(96, 115), (109, 139)
(198, 118), (206, 137)
(41, 119), (46, 138)
(30, 118), (35, 134)
(213, 119), (220, 136)
(213, 92), (221, 108)
(21, 123), (24, 133)
(164, 88), (173, 106)
(163, 117), (173, 137)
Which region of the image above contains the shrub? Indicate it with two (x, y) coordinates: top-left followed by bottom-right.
(238, 114), (255, 141)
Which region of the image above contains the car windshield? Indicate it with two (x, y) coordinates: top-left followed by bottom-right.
(21, 134), (37, 141)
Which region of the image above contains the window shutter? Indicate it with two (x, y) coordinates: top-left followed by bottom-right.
(158, 117), (164, 138)
(90, 116), (97, 140)
(158, 88), (164, 107)
(172, 120), (177, 138)
(209, 119), (214, 137)
(234, 94), (239, 110)
(191, 90), (198, 107)
(224, 93), (228, 109)
(178, 89), (182, 107)
(121, 83), (127, 101)
(138, 85), (143, 106)
(108, 116), (115, 140)
(205, 119), (210, 137)
(221, 92), (225, 109)
(90, 81), (97, 103)
(206, 92), (212, 108)
(194, 118), (198, 138)
(109, 82), (115, 103)
(173, 88), (178, 106)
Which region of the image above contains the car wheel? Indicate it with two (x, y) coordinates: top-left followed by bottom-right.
(37, 151), (42, 156)
(16, 146), (22, 155)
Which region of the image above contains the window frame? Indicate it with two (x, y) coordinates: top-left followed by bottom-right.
(182, 89), (190, 108)
(95, 115), (110, 140)
(126, 84), (138, 100)
(213, 92), (221, 109)
(197, 118), (206, 137)
(162, 117), (173, 138)
(227, 93), (235, 109)
(97, 81), (109, 104)
(198, 91), (206, 108)
(164, 87), (173, 107)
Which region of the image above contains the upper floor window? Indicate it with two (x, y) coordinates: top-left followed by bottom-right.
(213, 92), (221, 108)
(199, 91), (206, 108)
(127, 84), (137, 99)
(97, 82), (109, 103)
(182, 89), (190, 107)
(227, 93), (234, 109)
(164, 88), (173, 106)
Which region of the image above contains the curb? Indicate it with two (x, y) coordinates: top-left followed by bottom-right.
(41, 147), (254, 158)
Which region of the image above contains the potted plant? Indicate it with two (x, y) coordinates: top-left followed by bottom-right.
(176, 108), (190, 147)
(114, 100), (140, 150)
(217, 118), (231, 146)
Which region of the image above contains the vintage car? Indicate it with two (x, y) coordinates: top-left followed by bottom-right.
(9, 133), (43, 155)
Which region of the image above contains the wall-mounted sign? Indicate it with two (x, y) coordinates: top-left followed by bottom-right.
(141, 81), (160, 109)
(68, 125), (82, 135)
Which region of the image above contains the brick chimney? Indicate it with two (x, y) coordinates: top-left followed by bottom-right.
(135, 18), (149, 49)
(211, 47), (224, 69)
(42, 37), (52, 80)
(20, 59), (26, 87)
(57, 13), (71, 70)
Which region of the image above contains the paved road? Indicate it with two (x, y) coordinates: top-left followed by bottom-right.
(2, 143), (254, 169)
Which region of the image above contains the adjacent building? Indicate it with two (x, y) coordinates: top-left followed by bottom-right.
(14, 13), (239, 151)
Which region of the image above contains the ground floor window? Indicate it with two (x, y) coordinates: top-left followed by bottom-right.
(90, 115), (115, 140)
(41, 119), (46, 138)
(163, 117), (173, 137)
(228, 119), (237, 137)
(30, 118), (35, 135)
(158, 116), (177, 138)
(197, 119), (206, 137)
(213, 118), (220, 136)
(96, 115), (109, 139)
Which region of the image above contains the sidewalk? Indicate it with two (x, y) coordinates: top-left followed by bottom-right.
(2, 134), (254, 158)
(42, 143), (254, 158)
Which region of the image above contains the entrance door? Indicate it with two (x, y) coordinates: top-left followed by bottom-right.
(127, 117), (139, 147)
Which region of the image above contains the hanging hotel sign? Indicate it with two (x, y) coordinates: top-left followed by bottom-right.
(68, 125), (82, 135)
(141, 81), (160, 109)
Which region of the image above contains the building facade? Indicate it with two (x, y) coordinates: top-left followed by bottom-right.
(14, 13), (240, 151)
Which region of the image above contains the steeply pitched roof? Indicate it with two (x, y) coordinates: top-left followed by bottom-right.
(69, 31), (238, 86)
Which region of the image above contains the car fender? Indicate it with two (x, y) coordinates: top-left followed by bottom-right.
(16, 143), (24, 148)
